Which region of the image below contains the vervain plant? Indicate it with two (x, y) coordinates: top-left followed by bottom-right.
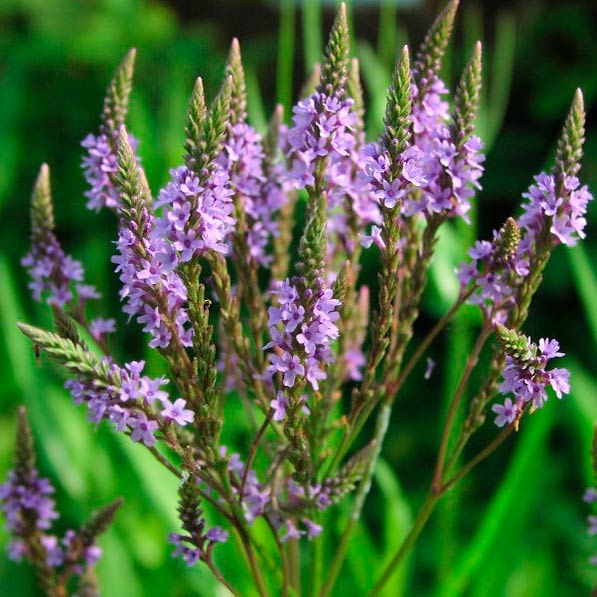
(3, 1), (593, 595)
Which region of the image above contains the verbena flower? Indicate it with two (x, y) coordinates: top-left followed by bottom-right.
(492, 328), (570, 427)
(265, 277), (340, 401)
(154, 164), (235, 261)
(218, 122), (289, 266)
(81, 130), (140, 211)
(65, 358), (193, 447)
(112, 197), (194, 349)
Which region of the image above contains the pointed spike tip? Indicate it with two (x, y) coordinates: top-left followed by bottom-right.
(574, 87), (584, 112)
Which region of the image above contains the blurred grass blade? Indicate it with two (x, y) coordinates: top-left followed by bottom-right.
(441, 405), (555, 596)
(567, 244), (597, 346)
(375, 458), (413, 596)
(483, 9), (516, 149)
(0, 60), (24, 212)
(566, 359), (597, 483)
(356, 40), (389, 140)
(276, 0), (295, 110)
(302, 0), (323, 75)
(246, 67), (267, 133)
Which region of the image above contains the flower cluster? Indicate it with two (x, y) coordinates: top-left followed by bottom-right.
(1, 468), (102, 570)
(584, 485), (597, 565)
(287, 92), (357, 190)
(286, 92), (377, 261)
(0, 409), (116, 589)
(168, 528), (228, 567)
(65, 359), (193, 447)
(0, 469), (58, 538)
(113, 204), (194, 349)
(224, 448), (328, 541)
(405, 127), (484, 220)
(21, 235), (93, 308)
(492, 331), (570, 427)
(458, 169), (593, 322)
(410, 78), (450, 139)
(218, 122), (288, 266)
(265, 277), (340, 401)
(360, 142), (426, 249)
(154, 164), (235, 260)
(81, 131), (139, 211)
(519, 172), (593, 247)
(405, 69), (485, 220)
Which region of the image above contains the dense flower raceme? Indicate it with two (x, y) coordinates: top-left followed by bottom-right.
(286, 91), (380, 259)
(65, 359), (194, 447)
(492, 335), (570, 427)
(21, 212), (116, 342)
(458, 172), (594, 322)
(265, 277), (341, 405)
(0, 464), (102, 570)
(218, 122), (289, 266)
(584, 486), (597, 565)
(22, 226), (98, 308)
(408, 75), (485, 221)
(112, 204), (193, 350)
(81, 130), (140, 212)
(154, 164), (236, 261)
(519, 172), (593, 247)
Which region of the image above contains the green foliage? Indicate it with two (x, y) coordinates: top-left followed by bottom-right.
(0, 0), (595, 595)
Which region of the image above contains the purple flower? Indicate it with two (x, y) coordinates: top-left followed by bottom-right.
(81, 130), (140, 211)
(112, 199), (193, 350)
(89, 317), (116, 341)
(218, 122), (290, 266)
(491, 398), (518, 428)
(424, 358), (436, 380)
(205, 527), (228, 543)
(161, 399), (194, 426)
(154, 164), (235, 261)
(128, 412), (159, 447)
(493, 333), (570, 426)
(22, 233), (96, 308)
(520, 172), (593, 247)
(270, 392), (289, 421)
(0, 469), (58, 534)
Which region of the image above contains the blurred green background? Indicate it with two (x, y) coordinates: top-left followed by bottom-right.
(0, 0), (596, 595)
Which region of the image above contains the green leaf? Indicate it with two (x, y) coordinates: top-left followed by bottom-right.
(567, 244), (597, 346)
(375, 458), (413, 596)
(442, 404), (555, 596)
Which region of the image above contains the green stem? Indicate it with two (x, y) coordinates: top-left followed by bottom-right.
(370, 493), (440, 596)
(432, 325), (491, 491)
(309, 516), (324, 596)
(205, 556), (240, 596)
(441, 425), (514, 493)
(326, 292), (468, 477)
(289, 539), (301, 595)
(320, 403), (391, 597)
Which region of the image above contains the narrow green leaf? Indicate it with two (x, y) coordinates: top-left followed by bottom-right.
(302, 0), (323, 75)
(567, 244), (597, 346)
(276, 0), (295, 111)
(375, 458), (413, 596)
(442, 405), (555, 596)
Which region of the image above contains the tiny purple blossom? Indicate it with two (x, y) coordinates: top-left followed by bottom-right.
(128, 412), (159, 447)
(161, 399), (194, 426)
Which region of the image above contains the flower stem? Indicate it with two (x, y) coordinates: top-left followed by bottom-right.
(370, 493), (440, 595)
(205, 556), (240, 596)
(320, 402), (391, 597)
(431, 325), (491, 491)
(441, 424), (514, 492)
